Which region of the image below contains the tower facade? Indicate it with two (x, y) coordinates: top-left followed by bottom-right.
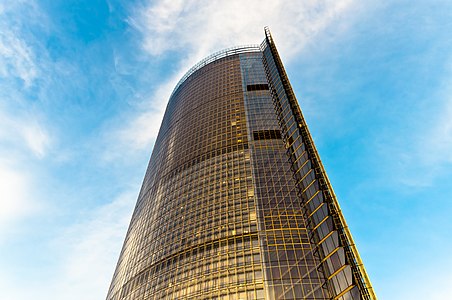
(106, 29), (376, 300)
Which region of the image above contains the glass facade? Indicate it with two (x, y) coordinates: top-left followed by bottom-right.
(106, 29), (376, 300)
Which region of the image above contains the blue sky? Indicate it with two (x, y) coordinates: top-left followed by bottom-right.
(0, 1), (451, 299)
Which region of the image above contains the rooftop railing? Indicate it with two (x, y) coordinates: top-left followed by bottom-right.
(170, 45), (261, 98)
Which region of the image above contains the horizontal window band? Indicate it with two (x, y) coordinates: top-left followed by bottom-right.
(120, 233), (260, 298)
(253, 130), (282, 140)
(246, 83), (269, 91)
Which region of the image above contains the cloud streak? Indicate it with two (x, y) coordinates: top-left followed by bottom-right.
(50, 191), (135, 300)
(0, 162), (37, 239)
(115, 79), (175, 152)
(0, 30), (37, 87)
(0, 1), (42, 87)
(379, 58), (452, 188)
(0, 108), (48, 242)
(135, 0), (354, 60)
(0, 190), (136, 300)
(112, 0), (357, 156)
(0, 2), (52, 239)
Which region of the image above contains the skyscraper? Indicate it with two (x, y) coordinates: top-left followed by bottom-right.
(106, 28), (376, 300)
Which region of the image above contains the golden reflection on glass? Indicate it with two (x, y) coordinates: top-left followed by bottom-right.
(106, 34), (374, 300)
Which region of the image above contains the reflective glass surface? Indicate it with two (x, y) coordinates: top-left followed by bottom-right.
(106, 33), (375, 300)
(108, 53), (265, 300)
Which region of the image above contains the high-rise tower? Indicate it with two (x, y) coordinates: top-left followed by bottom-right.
(106, 28), (376, 300)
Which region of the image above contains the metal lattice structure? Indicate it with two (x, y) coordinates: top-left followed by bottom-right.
(106, 28), (376, 300)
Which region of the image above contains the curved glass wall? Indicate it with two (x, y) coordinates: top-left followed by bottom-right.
(106, 31), (376, 300)
(107, 48), (265, 300)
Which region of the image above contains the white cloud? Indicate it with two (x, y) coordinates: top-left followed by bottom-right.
(115, 79), (176, 152)
(0, 110), (50, 240)
(381, 263), (452, 300)
(0, 108), (51, 158)
(0, 1), (53, 242)
(0, 32), (37, 86)
(386, 60), (452, 187)
(0, 162), (37, 238)
(0, 2), (51, 158)
(0, 1), (52, 245)
(19, 119), (51, 158)
(0, 3), (39, 87)
(0, 95), (51, 240)
(135, 0), (355, 61)
(423, 80), (452, 165)
(114, 0), (356, 155)
(48, 191), (135, 300)
(0, 191), (136, 300)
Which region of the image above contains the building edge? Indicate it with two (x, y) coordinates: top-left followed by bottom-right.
(261, 26), (377, 300)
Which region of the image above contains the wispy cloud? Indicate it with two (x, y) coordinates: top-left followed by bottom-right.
(0, 190), (135, 300)
(0, 161), (38, 240)
(0, 108), (52, 158)
(114, 79), (175, 152)
(0, 1), (51, 158)
(134, 0), (354, 61)
(379, 59), (452, 188)
(0, 109), (49, 237)
(111, 0), (357, 156)
(0, 9), (138, 300)
(0, 30), (37, 87)
(423, 69), (452, 166)
(0, 1), (52, 239)
(0, 1), (42, 87)
(49, 191), (135, 300)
